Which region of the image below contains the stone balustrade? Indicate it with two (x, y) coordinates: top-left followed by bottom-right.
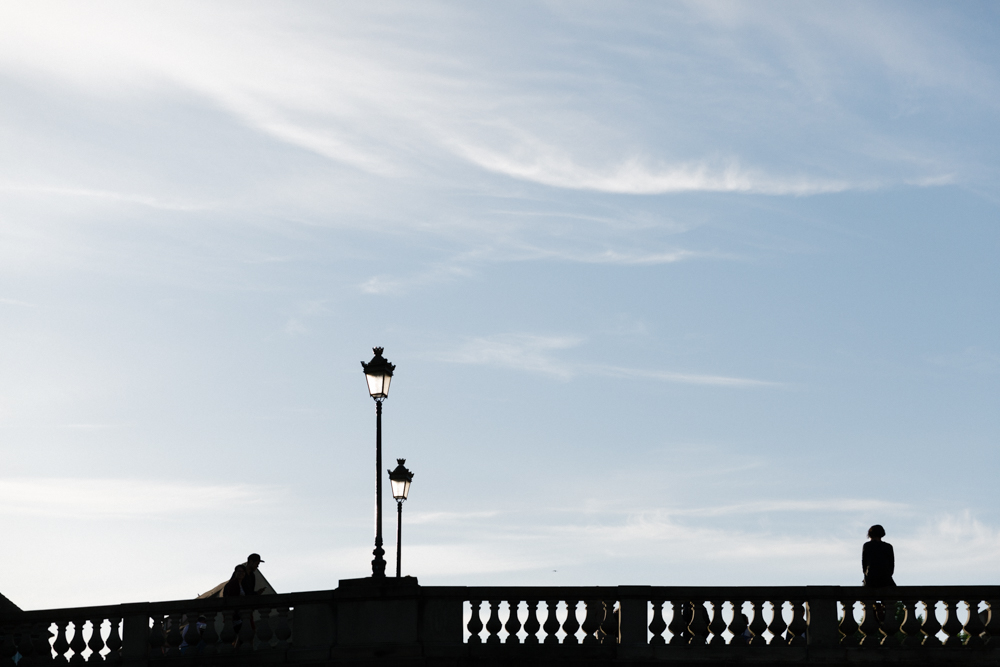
(1, 582), (998, 664)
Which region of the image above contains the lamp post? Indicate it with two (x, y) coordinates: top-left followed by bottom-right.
(388, 459), (414, 578)
(361, 347), (395, 578)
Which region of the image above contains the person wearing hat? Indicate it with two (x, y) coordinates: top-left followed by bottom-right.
(241, 553), (266, 596)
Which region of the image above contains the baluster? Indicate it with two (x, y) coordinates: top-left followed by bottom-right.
(200, 612), (219, 655)
(16, 623), (34, 664)
(767, 601), (787, 646)
(218, 613), (235, 654)
(485, 601), (502, 644)
(899, 600), (922, 647)
(504, 601), (521, 644)
(880, 600), (901, 647)
(727, 601), (748, 646)
(0, 624), (16, 664)
(69, 619), (87, 664)
(599, 600), (619, 645)
(165, 612), (183, 656)
(523, 601), (541, 644)
(51, 621), (70, 664)
(148, 616), (166, 656)
(273, 608), (291, 651)
(839, 600), (859, 647)
(580, 600), (599, 645)
(941, 600), (964, 646)
(87, 618), (106, 662)
(542, 601), (560, 645)
(747, 601), (768, 646)
(562, 600), (581, 645)
(581, 600), (603, 645)
(467, 600), (484, 644)
(984, 600), (999, 646)
(963, 600), (985, 647)
(32, 622), (53, 664)
(256, 608), (273, 648)
(648, 600), (667, 646)
(858, 601), (881, 647)
(787, 601), (807, 646)
(667, 601), (687, 645)
(707, 600), (726, 646)
(920, 600), (942, 646)
(483, 601), (502, 645)
(237, 611), (255, 653)
(104, 618), (122, 664)
(181, 611), (201, 655)
(688, 601), (709, 646)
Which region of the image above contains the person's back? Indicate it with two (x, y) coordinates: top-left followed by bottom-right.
(862, 525), (895, 587)
(241, 553), (265, 596)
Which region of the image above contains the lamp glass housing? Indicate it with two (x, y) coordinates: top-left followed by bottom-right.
(390, 477), (411, 501)
(366, 372), (391, 399)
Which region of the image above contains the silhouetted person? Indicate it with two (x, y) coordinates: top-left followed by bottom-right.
(863, 524), (895, 624)
(241, 553), (266, 596)
(222, 564), (247, 644)
(862, 525), (895, 588)
(223, 564), (247, 598)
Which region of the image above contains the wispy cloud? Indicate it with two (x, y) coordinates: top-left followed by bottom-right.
(282, 299), (331, 337)
(0, 183), (211, 212)
(360, 264), (476, 295)
(0, 2), (966, 211)
(444, 334), (775, 387)
(408, 510), (503, 525)
(0, 297), (36, 307)
(405, 504), (1000, 584)
(0, 479), (280, 519)
(902, 511), (1000, 575)
(512, 246), (708, 265)
(451, 139), (857, 195)
(588, 364), (777, 388)
(664, 499), (910, 517)
(446, 334), (582, 379)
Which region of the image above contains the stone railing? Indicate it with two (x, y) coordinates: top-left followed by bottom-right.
(2, 581), (998, 664)
(0, 589), (326, 664)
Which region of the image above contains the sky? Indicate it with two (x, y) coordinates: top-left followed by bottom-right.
(1, 1), (999, 610)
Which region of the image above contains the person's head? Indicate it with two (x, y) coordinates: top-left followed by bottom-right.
(868, 525), (886, 540)
(246, 553), (263, 571)
(233, 564), (247, 581)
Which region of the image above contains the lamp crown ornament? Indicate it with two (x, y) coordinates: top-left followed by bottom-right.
(361, 347), (395, 376)
(388, 459), (414, 481)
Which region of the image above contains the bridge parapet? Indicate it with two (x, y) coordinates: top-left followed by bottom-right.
(2, 583), (998, 664)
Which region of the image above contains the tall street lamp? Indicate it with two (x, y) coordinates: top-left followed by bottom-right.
(388, 459), (414, 578)
(361, 347), (395, 578)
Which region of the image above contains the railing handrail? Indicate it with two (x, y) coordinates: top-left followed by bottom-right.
(423, 584), (1000, 600)
(0, 589), (337, 623)
(5, 583), (999, 623)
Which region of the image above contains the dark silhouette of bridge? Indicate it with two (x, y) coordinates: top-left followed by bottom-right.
(2, 577), (998, 665)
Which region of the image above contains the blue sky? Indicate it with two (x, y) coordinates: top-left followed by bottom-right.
(1, 1), (999, 609)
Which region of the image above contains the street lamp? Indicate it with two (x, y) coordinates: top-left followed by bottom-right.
(388, 458), (414, 578)
(361, 347), (395, 578)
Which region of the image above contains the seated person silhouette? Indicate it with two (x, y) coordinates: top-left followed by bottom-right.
(862, 524), (895, 623)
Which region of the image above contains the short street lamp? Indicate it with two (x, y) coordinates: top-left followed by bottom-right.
(388, 459), (414, 578)
(362, 347), (395, 578)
